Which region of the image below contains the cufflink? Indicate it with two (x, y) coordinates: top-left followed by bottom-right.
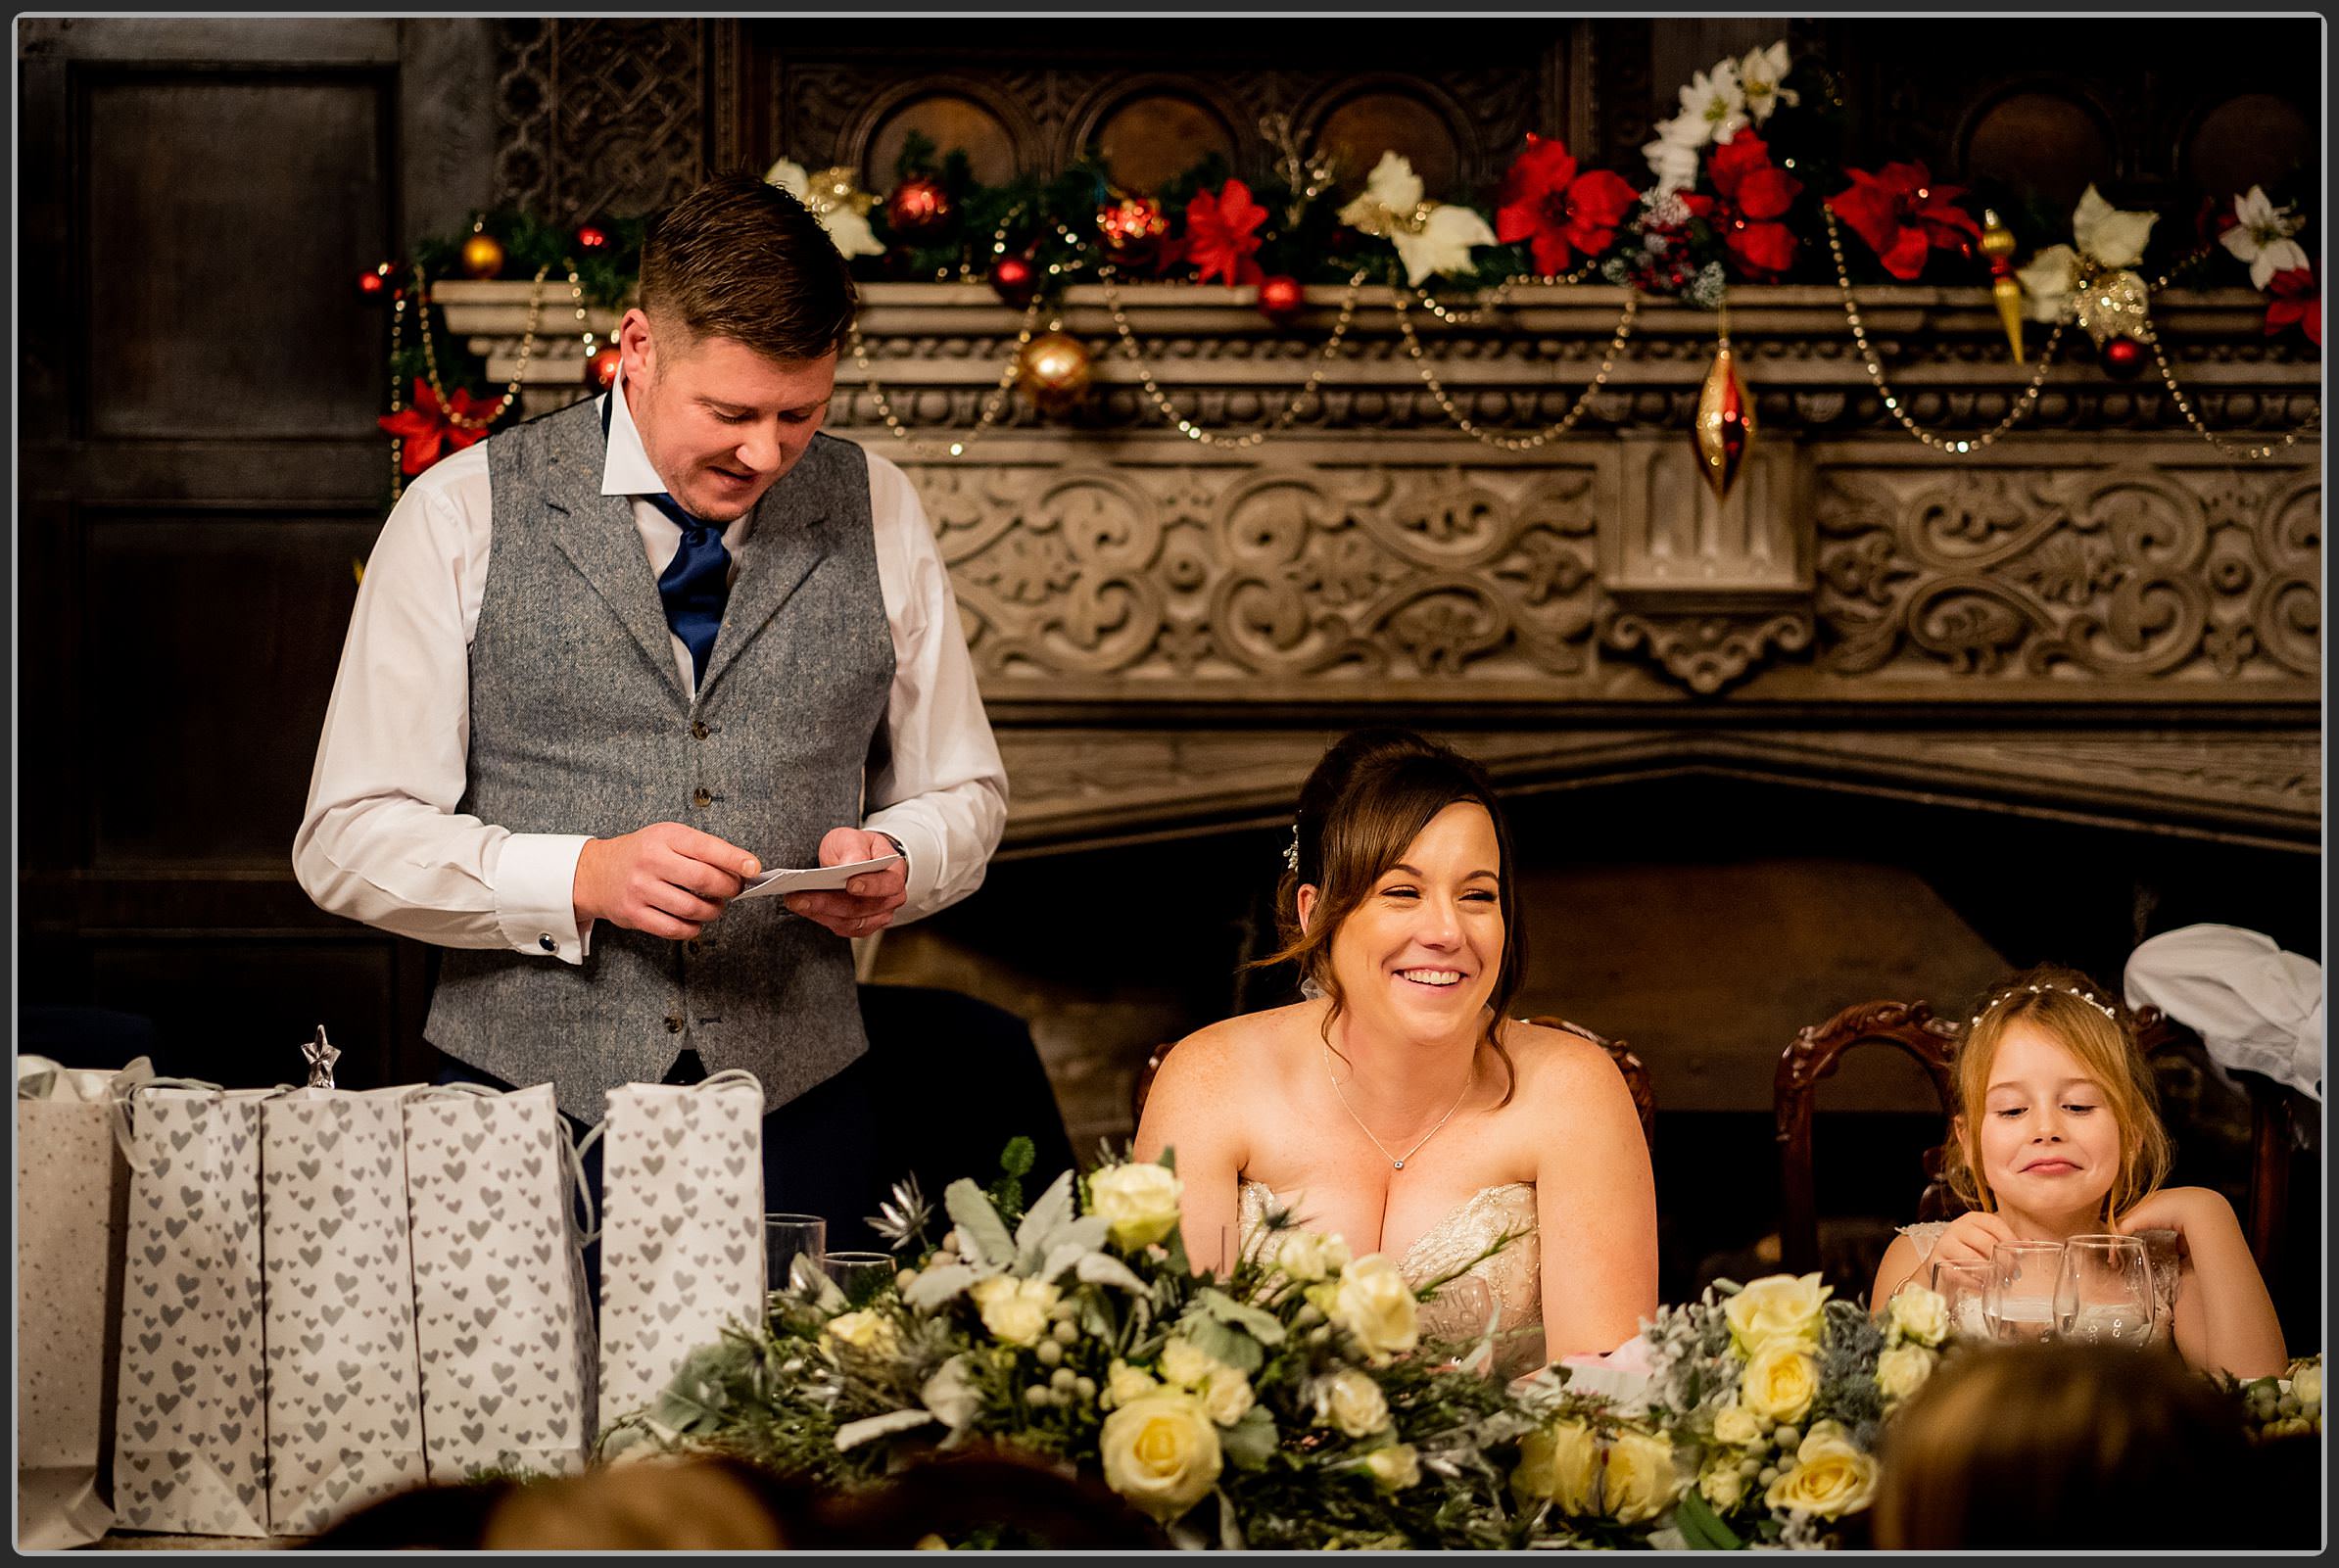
(539, 933), (557, 952)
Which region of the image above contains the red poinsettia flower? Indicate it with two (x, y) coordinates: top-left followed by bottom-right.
(1684, 131), (1803, 279)
(1826, 161), (1982, 281)
(379, 377), (500, 475)
(1184, 178), (1268, 287)
(2266, 264), (2320, 346)
(1494, 133), (1641, 276)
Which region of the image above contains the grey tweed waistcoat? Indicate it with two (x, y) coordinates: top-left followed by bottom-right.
(424, 397), (895, 1121)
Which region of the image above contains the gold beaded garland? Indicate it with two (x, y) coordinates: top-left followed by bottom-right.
(1097, 264), (1369, 449)
(1389, 287), (1639, 451)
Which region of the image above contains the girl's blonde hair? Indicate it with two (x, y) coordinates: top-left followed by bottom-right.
(1941, 962), (2172, 1224)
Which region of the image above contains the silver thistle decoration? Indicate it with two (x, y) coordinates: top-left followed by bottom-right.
(870, 1173), (932, 1254)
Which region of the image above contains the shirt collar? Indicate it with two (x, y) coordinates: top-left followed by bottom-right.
(598, 365), (669, 498)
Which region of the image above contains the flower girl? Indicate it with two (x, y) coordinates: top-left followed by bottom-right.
(1870, 964), (2286, 1379)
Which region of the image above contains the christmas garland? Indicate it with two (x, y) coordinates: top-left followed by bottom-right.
(362, 43), (2318, 494)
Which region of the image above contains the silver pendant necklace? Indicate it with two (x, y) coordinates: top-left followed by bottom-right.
(1324, 1042), (1475, 1171)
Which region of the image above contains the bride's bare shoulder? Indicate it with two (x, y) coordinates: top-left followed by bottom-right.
(1160, 1003), (1314, 1088)
(1503, 1018), (1635, 1101)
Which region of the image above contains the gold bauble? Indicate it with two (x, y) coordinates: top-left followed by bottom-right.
(1694, 341), (1755, 502)
(1017, 331), (1092, 412)
(459, 232), (506, 280)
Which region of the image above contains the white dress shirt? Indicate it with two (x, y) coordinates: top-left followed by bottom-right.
(293, 372), (1008, 963)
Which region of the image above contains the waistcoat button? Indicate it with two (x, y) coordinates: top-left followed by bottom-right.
(692, 786), (713, 808)
(663, 1015), (684, 1033)
(692, 719), (710, 740)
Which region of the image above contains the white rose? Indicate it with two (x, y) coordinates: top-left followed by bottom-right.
(822, 1308), (898, 1358)
(1159, 1335), (1220, 1390)
(1724, 1273), (1831, 1354)
(1763, 1421), (1879, 1520)
(1271, 1228), (1352, 1282)
(1098, 1390), (1222, 1522)
(1513, 1418), (1600, 1515)
(1738, 1341), (1820, 1424)
(1202, 1370), (1255, 1427)
(1312, 1369), (1392, 1438)
(1329, 1255), (1420, 1358)
(1105, 1358), (1160, 1408)
(1361, 1443), (1421, 1492)
(1602, 1429), (1684, 1526)
(1875, 1343), (1937, 1403)
(1886, 1284), (1950, 1349)
(1711, 1402), (1763, 1449)
(1088, 1163), (1184, 1251)
(2289, 1360), (2321, 1409)
(1699, 1461), (1745, 1512)
(969, 1275), (1058, 1347)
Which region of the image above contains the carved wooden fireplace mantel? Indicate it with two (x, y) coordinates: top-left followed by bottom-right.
(438, 281), (2322, 856)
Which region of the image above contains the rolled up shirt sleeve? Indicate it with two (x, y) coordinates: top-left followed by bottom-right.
(861, 453), (1009, 922)
(291, 449), (592, 962)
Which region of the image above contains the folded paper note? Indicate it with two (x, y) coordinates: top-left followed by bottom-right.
(734, 852), (902, 902)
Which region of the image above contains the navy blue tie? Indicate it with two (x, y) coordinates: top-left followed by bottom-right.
(604, 393), (731, 686)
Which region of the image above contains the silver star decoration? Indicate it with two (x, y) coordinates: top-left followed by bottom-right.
(302, 1025), (340, 1089)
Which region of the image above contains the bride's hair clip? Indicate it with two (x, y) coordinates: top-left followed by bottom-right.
(1282, 823), (1301, 875)
(1968, 980), (2119, 1031)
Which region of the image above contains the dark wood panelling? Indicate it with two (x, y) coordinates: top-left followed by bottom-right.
(76, 508), (381, 866)
(79, 68), (394, 440)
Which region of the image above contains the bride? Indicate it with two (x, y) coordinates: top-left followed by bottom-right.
(1134, 728), (1657, 1372)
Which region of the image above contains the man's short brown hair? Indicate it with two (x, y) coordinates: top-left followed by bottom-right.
(637, 171), (859, 362)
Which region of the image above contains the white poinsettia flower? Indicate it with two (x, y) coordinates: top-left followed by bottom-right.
(765, 155), (885, 258)
(2015, 243), (2079, 324)
(1391, 202), (1498, 286)
(2071, 183), (2158, 270)
(1677, 60), (1748, 147)
(2220, 185), (2310, 290)
(1739, 42), (1799, 123)
(1643, 123), (1705, 198)
(1350, 151), (1425, 220)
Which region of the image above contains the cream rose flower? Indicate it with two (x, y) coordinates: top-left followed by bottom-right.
(2292, 1361), (2321, 1409)
(1201, 1370), (1255, 1427)
(1886, 1284), (1950, 1349)
(1098, 1390), (1222, 1522)
(1699, 1460), (1746, 1512)
(1711, 1401), (1763, 1449)
(1601, 1429), (1683, 1526)
(1088, 1163), (1184, 1251)
(1105, 1358), (1160, 1408)
(1875, 1343), (1937, 1403)
(1512, 1418), (1600, 1515)
(1312, 1368), (1392, 1438)
(1329, 1255), (1419, 1358)
(1763, 1421), (1879, 1520)
(1724, 1272), (1831, 1354)
(1159, 1335), (1220, 1390)
(1361, 1443), (1421, 1492)
(822, 1308), (898, 1358)
(1271, 1228), (1352, 1282)
(968, 1275), (1058, 1347)
(1738, 1341), (1819, 1424)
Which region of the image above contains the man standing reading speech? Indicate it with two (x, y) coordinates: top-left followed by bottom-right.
(295, 173), (1010, 1239)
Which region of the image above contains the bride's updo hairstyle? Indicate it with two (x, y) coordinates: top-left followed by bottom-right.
(1263, 727), (1526, 1104)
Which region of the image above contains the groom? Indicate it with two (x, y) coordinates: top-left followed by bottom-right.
(294, 172), (1025, 1243)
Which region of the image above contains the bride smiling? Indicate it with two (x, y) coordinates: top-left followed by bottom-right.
(1135, 729), (1657, 1372)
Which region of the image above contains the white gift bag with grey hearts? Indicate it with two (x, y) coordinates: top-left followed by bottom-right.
(112, 1082), (276, 1538)
(404, 1082), (597, 1483)
(17, 1056), (150, 1549)
(594, 1072), (766, 1436)
(259, 1087), (430, 1535)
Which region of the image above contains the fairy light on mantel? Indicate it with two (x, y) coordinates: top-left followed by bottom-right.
(848, 292), (1049, 459)
(413, 260), (554, 431)
(1389, 286), (1640, 451)
(1407, 260), (1598, 327)
(386, 286), (410, 498)
(1822, 208), (2069, 454)
(2140, 311), (2322, 461)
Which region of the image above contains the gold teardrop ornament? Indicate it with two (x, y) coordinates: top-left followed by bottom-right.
(1695, 340), (1755, 501)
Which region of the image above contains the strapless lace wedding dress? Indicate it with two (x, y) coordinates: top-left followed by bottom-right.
(1240, 1179), (1544, 1376)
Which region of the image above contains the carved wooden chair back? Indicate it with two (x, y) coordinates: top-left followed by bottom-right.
(1773, 1000), (1960, 1278)
(1131, 1020), (1656, 1152)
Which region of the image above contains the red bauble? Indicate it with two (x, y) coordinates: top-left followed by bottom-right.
(885, 176), (953, 240)
(989, 255), (1039, 307)
(1096, 196), (1169, 267)
(575, 222), (610, 253)
(1256, 274), (1305, 321)
(2100, 335), (2147, 380)
(357, 263), (391, 300)
(586, 347), (622, 391)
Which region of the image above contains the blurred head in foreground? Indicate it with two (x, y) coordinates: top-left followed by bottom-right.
(1872, 1341), (2275, 1549)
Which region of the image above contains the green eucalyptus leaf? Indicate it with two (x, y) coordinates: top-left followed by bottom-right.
(1217, 1404), (1279, 1470)
(1196, 1286), (1288, 1347)
(943, 1177), (1017, 1267)
(1180, 1312), (1263, 1376)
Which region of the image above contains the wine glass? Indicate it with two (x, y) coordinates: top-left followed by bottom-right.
(766, 1212), (827, 1295)
(822, 1250), (899, 1305)
(1929, 1259), (1992, 1340)
(2055, 1234), (2156, 1348)
(1985, 1240), (2068, 1343)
